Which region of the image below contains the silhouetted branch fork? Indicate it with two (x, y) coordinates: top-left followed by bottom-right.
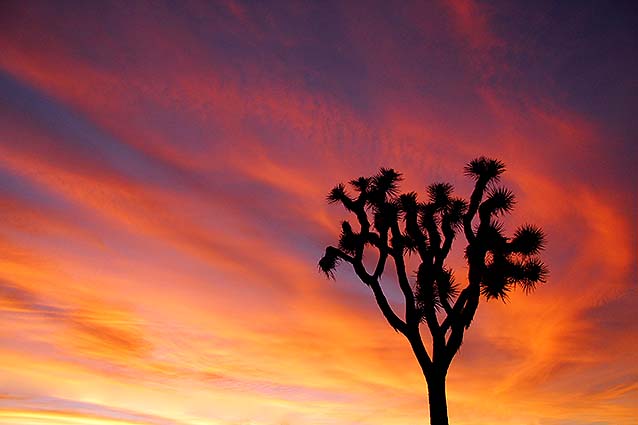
(318, 158), (548, 425)
(321, 245), (407, 333)
(389, 225), (418, 325)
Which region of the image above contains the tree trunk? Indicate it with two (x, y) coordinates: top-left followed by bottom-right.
(426, 372), (449, 425)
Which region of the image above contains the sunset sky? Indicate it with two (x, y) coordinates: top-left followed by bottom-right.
(0, 1), (636, 424)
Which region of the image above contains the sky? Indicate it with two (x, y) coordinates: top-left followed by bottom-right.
(0, 0), (636, 424)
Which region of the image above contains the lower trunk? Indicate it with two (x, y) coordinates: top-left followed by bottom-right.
(426, 373), (448, 425)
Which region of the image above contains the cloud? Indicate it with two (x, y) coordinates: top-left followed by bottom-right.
(0, 394), (187, 425)
(0, 278), (151, 367)
(0, 1), (635, 424)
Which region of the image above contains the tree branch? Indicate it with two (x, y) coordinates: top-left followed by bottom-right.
(327, 245), (407, 334)
(441, 288), (469, 332)
(389, 222), (418, 326)
(422, 206), (441, 255)
(436, 217), (455, 269)
(368, 229), (390, 279)
(444, 280), (480, 366)
(404, 203), (429, 262)
(351, 198), (370, 262)
(417, 265), (446, 357)
(463, 179), (487, 242)
(407, 328), (433, 376)
(443, 321), (465, 369)
(369, 277), (408, 334)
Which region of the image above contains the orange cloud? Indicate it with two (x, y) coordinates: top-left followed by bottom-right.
(0, 1), (635, 424)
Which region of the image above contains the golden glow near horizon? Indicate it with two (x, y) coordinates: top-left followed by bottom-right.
(0, 1), (636, 424)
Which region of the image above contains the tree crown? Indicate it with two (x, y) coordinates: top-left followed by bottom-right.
(319, 157), (548, 320)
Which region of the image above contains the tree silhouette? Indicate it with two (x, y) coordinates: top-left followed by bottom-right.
(319, 157), (548, 425)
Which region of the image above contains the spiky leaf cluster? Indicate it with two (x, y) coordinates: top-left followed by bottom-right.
(320, 158), (548, 310)
(464, 157), (506, 182)
(398, 192), (419, 215)
(445, 198), (469, 229)
(338, 221), (359, 255)
(428, 182), (454, 211)
(318, 246), (342, 279)
(476, 222), (548, 301)
(510, 224), (546, 255)
(326, 168), (404, 219)
(349, 176), (372, 194)
(366, 168), (403, 207)
(480, 187), (516, 216)
(326, 183), (355, 211)
(418, 183), (468, 244)
(480, 251), (548, 300)
(373, 200), (399, 234)
(415, 264), (460, 313)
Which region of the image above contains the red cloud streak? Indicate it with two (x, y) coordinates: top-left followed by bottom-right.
(0, 1), (635, 424)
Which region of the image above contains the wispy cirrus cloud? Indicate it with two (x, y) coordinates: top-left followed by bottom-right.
(0, 1), (635, 424)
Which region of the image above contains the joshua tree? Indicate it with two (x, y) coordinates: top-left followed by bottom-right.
(319, 157), (548, 425)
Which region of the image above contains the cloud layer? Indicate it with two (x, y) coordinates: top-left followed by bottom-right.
(0, 1), (636, 424)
